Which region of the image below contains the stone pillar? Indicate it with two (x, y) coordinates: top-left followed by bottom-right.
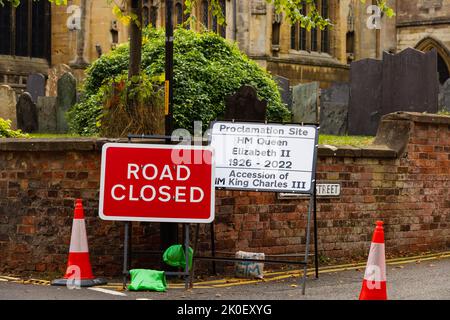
(70, 0), (89, 69)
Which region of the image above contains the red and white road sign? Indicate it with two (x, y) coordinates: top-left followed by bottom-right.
(99, 143), (215, 223)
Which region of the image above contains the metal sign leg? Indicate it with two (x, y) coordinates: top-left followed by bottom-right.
(123, 222), (131, 290)
(189, 224), (201, 289)
(210, 223), (217, 275)
(302, 193), (314, 295)
(184, 223), (191, 290)
(313, 178), (319, 279)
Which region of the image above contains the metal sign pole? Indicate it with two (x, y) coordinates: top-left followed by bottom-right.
(314, 175), (319, 279)
(184, 223), (191, 290)
(122, 221), (130, 290)
(302, 192), (314, 295)
(189, 224), (201, 289)
(210, 223), (217, 275)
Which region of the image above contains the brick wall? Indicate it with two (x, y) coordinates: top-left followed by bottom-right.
(0, 112), (449, 277)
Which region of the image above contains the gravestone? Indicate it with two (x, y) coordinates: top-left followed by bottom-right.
(26, 73), (46, 103)
(224, 85), (267, 121)
(274, 75), (292, 109)
(349, 48), (439, 136)
(46, 64), (72, 97)
(16, 92), (39, 133)
(438, 78), (450, 112)
(56, 72), (77, 133)
(0, 85), (18, 129)
(37, 97), (58, 133)
(348, 59), (385, 136)
(291, 82), (319, 124)
(320, 83), (350, 135)
(381, 48), (438, 116)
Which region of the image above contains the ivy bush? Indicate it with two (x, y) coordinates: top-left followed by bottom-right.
(68, 27), (291, 135)
(0, 118), (28, 138)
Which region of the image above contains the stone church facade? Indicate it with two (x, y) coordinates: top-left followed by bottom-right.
(0, 0), (449, 91)
(396, 0), (450, 85)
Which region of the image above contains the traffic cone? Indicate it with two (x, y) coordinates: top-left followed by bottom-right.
(359, 221), (387, 300)
(52, 199), (107, 287)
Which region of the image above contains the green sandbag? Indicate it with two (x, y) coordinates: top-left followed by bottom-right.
(128, 269), (167, 292)
(163, 245), (193, 269)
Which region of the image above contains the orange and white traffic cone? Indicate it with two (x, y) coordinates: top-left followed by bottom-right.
(359, 221), (387, 300)
(52, 199), (107, 287)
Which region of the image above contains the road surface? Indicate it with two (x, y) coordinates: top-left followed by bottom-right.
(1, 255), (449, 300)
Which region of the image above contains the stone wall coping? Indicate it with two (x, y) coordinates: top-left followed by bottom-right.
(0, 138), (397, 158)
(382, 112), (450, 125)
(318, 144), (397, 158)
(2, 111), (446, 157)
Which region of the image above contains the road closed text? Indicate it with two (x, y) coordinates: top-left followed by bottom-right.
(110, 164), (205, 203)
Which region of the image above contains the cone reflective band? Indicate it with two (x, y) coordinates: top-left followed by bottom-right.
(51, 199), (107, 287)
(359, 221), (387, 300)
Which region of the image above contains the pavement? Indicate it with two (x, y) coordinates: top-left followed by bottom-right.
(0, 253), (449, 300)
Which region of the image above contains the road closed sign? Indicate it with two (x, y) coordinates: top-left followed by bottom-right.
(99, 143), (215, 223)
(210, 122), (318, 194)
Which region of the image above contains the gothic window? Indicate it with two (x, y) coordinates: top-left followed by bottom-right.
(299, 21), (307, 50)
(290, 1), (308, 51)
(168, 1), (190, 28)
(200, 0), (226, 37)
(150, 5), (158, 28)
(0, 0), (50, 60)
(201, 0), (209, 27)
(0, 2), (12, 55)
(143, 0), (158, 27)
(219, 0), (226, 38)
(175, 2), (183, 25)
(143, 0), (150, 26)
(311, 28), (318, 52)
(320, 0), (329, 53)
(437, 53), (450, 84)
(290, 0), (330, 54)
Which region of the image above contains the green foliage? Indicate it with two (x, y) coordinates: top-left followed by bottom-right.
(0, 118), (28, 138)
(69, 27), (291, 135)
(185, 0), (394, 31)
(319, 135), (375, 147)
(0, 0), (67, 7)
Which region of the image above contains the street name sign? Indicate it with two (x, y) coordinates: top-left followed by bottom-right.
(210, 122), (318, 194)
(279, 184), (341, 199)
(99, 143), (215, 223)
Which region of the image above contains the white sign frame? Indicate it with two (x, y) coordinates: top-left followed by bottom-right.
(209, 121), (319, 195)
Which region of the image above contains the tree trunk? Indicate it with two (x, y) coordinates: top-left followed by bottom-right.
(127, 0), (143, 115)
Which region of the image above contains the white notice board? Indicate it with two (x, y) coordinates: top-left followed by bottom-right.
(210, 122), (319, 194)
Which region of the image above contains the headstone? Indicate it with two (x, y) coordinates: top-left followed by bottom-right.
(0, 85), (18, 129)
(224, 85), (267, 121)
(381, 48), (438, 116)
(438, 78), (450, 112)
(348, 48), (439, 136)
(320, 83), (350, 135)
(26, 73), (46, 104)
(56, 72), (77, 133)
(16, 92), (39, 133)
(274, 75), (292, 109)
(46, 64), (72, 97)
(291, 82), (319, 124)
(348, 58), (383, 136)
(37, 97), (58, 133)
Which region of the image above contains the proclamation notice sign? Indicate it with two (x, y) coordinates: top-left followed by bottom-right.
(99, 144), (215, 223)
(210, 122), (318, 194)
